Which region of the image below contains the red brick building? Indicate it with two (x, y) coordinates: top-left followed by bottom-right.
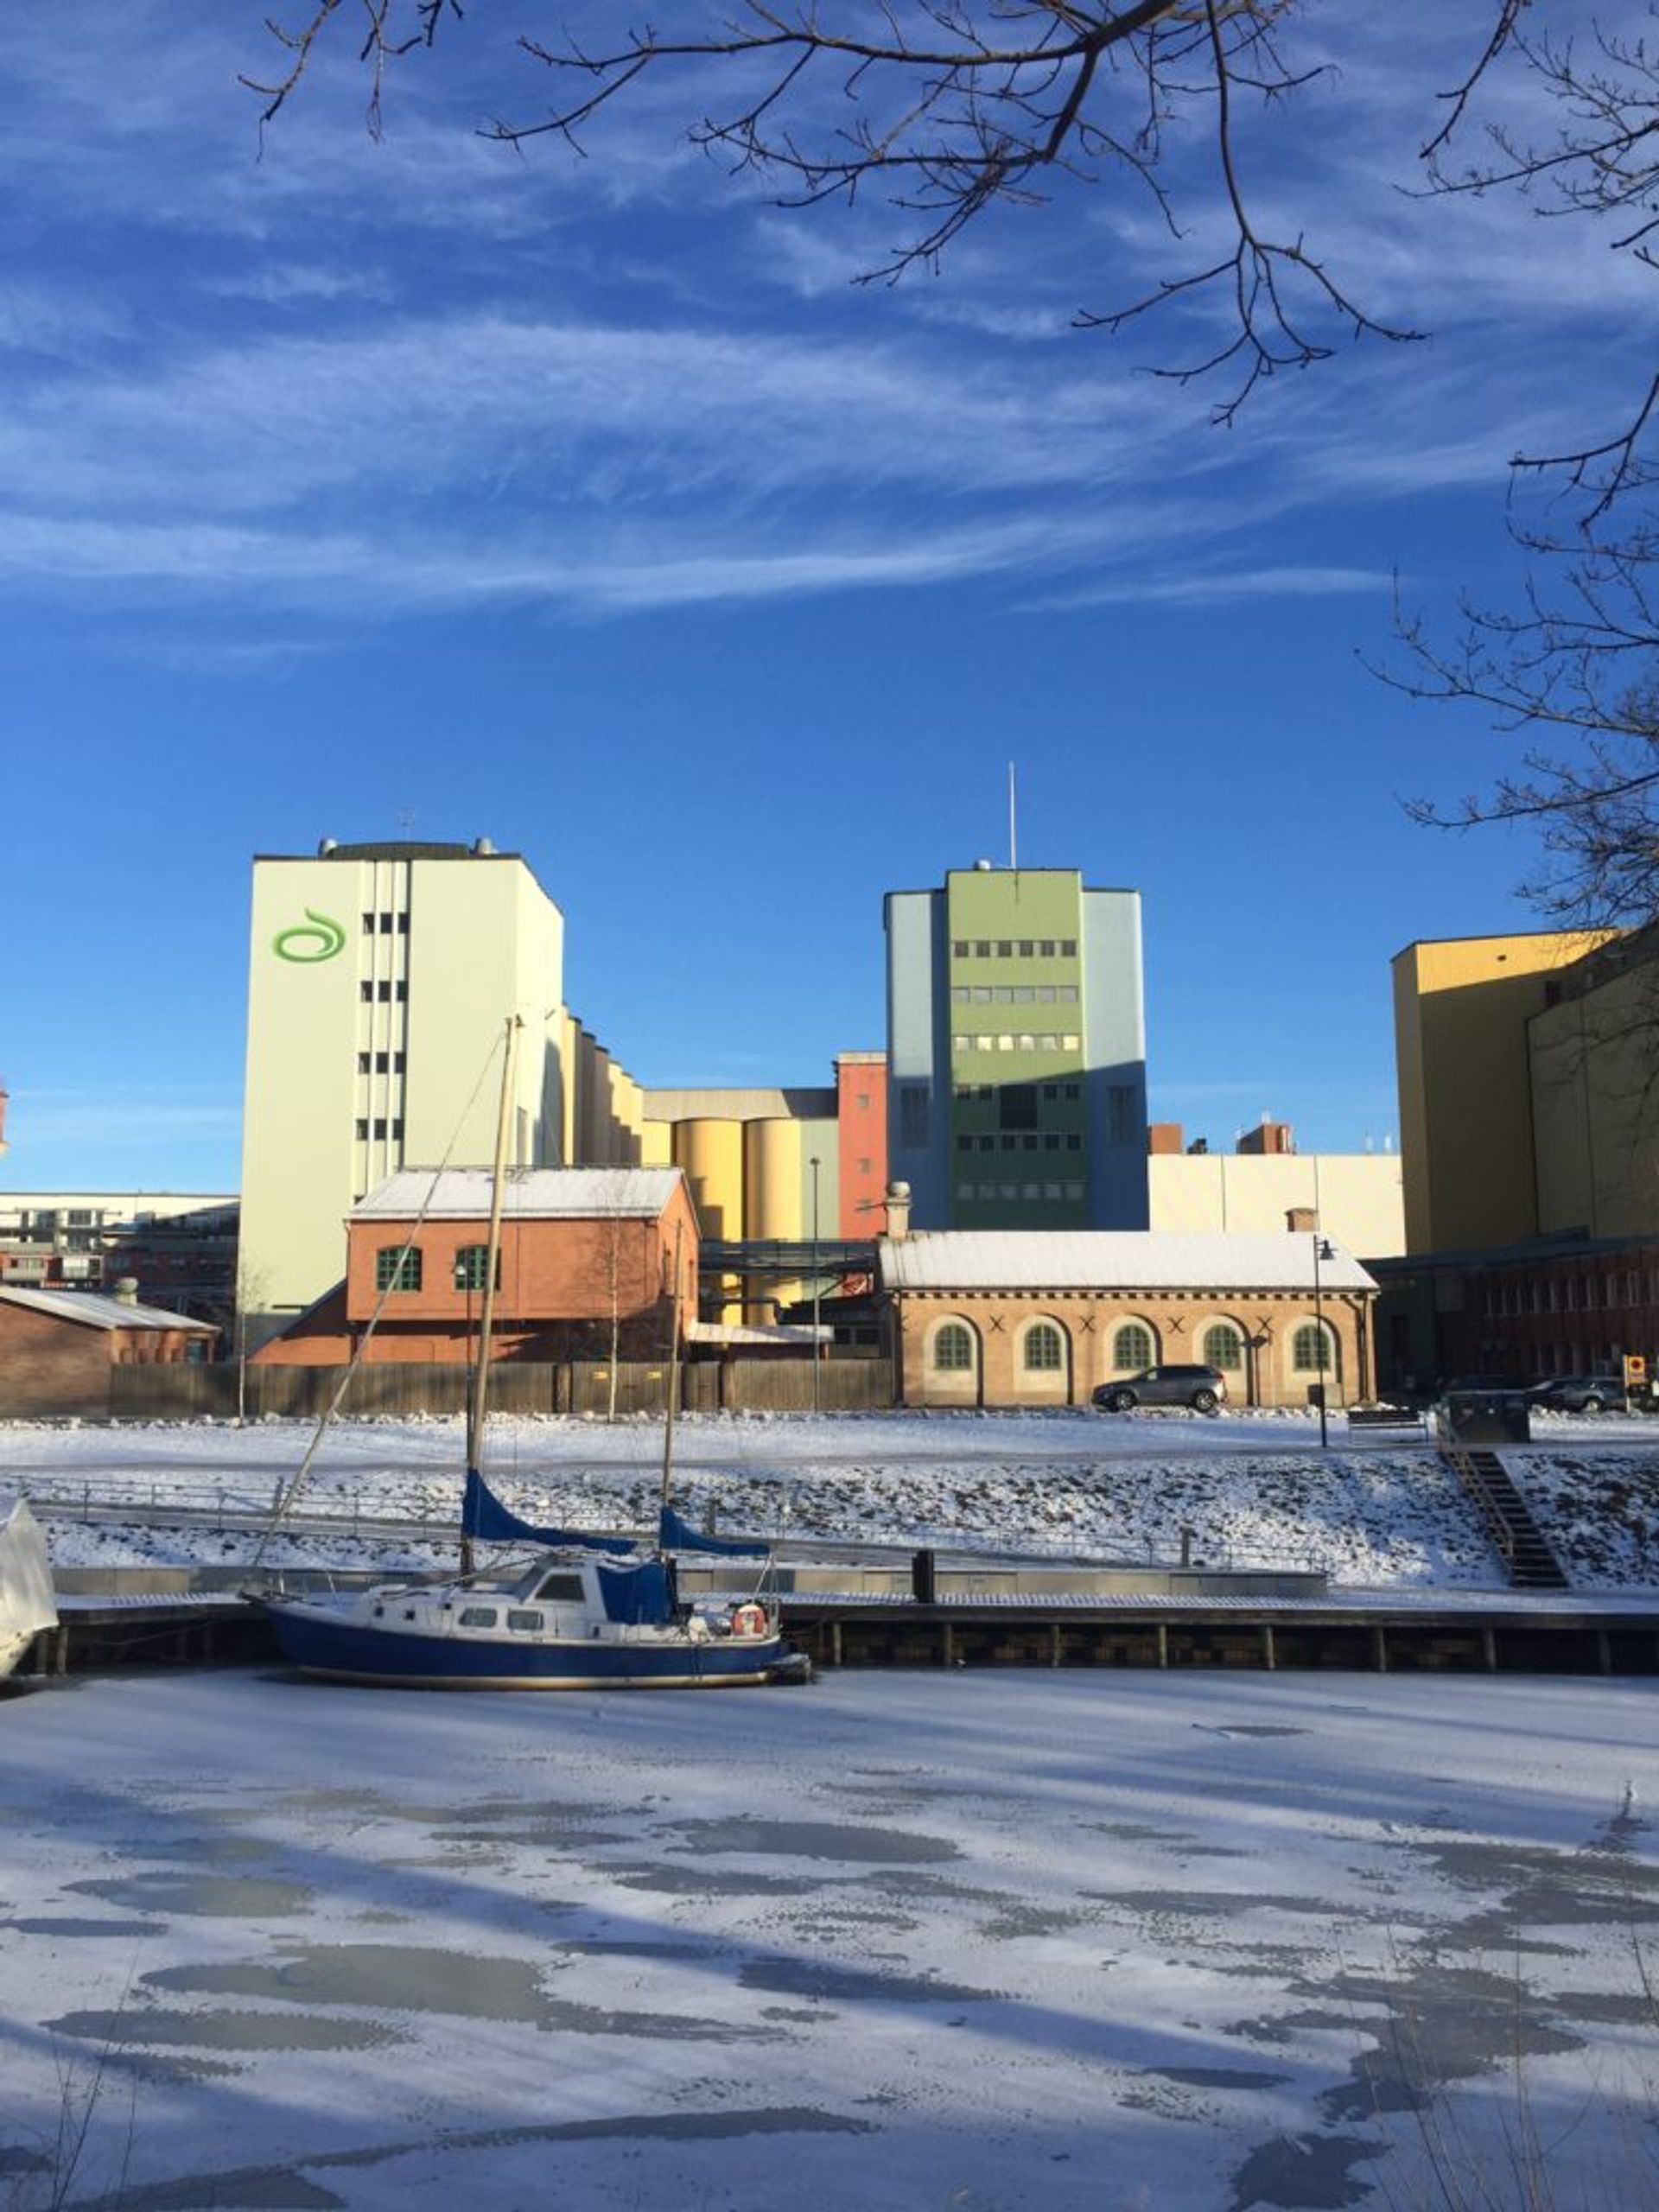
(0, 1285), (218, 1419)
(256, 1166), (699, 1366)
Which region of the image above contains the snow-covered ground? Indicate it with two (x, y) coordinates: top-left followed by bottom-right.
(5, 1413), (1659, 2211)
(3, 1669), (1657, 2212)
(5, 1405), (1659, 1592)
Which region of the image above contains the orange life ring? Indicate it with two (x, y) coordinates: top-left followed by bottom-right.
(731, 1602), (768, 1639)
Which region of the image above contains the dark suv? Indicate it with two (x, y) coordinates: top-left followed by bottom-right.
(1525, 1375), (1626, 1413)
(1092, 1364), (1226, 1415)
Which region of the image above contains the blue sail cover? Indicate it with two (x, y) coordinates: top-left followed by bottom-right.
(461, 1469), (637, 1554)
(658, 1503), (771, 1558)
(596, 1556), (676, 1624)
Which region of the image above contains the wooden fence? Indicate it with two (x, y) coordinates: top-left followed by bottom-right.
(86, 1354), (895, 1424)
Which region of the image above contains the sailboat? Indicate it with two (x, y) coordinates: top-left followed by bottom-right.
(254, 1017), (805, 1690)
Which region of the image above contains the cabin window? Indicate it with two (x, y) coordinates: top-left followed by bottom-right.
(534, 1572), (586, 1603)
(932, 1322), (974, 1372)
(457, 1605), (499, 1628)
(506, 1610), (544, 1632)
(1023, 1322), (1065, 1372)
(1113, 1322), (1154, 1370)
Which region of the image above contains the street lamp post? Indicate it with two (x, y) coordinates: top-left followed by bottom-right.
(1313, 1234), (1335, 1450)
(810, 1155), (822, 1416)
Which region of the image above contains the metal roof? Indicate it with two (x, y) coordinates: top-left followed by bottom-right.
(0, 1286), (216, 1332)
(353, 1166), (685, 1222)
(879, 1230), (1376, 1294)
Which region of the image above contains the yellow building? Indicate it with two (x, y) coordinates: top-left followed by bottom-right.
(1392, 931), (1613, 1253)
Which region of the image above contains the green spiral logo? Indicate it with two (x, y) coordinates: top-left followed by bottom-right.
(273, 908), (346, 963)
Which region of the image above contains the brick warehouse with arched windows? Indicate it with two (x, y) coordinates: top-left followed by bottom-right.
(878, 1213), (1376, 1411)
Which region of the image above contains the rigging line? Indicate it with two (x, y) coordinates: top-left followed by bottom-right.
(249, 1022), (512, 1573)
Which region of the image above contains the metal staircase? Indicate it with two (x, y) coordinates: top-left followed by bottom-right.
(1439, 1440), (1569, 1590)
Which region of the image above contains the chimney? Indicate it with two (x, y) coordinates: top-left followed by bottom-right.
(884, 1181), (912, 1242)
(1285, 1207), (1319, 1234)
(1147, 1122), (1184, 1155)
(112, 1276), (140, 1307)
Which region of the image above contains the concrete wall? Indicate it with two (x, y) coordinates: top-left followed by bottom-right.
(241, 849), (568, 1336)
(1149, 1153), (1405, 1256)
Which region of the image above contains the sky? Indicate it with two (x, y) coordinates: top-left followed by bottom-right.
(3, 2), (1651, 1192)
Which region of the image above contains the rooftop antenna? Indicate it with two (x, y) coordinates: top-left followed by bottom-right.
(1008, 760), (1017, 871)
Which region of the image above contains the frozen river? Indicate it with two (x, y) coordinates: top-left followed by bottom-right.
(3, 1667), (1657, 2211)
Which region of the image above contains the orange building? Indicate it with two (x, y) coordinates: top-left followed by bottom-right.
(255, 1166), (699, 1365)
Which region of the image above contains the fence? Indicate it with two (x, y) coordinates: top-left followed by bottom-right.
(78, 1354), (895, 1424)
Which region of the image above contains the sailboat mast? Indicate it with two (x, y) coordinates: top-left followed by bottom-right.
(463, 1014), (521, 1558)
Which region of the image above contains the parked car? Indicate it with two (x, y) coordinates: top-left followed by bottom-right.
(1525, 1375), (1627, 1413)
(1091, 1364), (1226, 1414)
(1437, 1374), (1520, 1396)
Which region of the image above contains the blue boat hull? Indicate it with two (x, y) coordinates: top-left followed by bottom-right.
(257, 1599), (794, 1689)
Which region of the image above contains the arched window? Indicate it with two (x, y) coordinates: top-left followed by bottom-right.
(1203, 1323), (1244, 1372)
(377, 1244), (422, 1293)
(1113, 1322), (1154, 1370)
(1293, 1323), (1336, 1374)
(1024, 1321), (1065, 1372)
(932, 1322), (974, 1372)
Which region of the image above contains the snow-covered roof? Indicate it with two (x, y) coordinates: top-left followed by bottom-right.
(0, 1286), (217, 1333)
(879, 1230), (1376, 1294)
(353, 1166), (685, 1222)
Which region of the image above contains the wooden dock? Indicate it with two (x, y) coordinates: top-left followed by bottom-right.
(18, 1569), (1659, 1681)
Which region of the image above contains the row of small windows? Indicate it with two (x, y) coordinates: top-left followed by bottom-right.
(957, 1133), (1084, 1153)
(362, 912), (410, 935)
(956, 1181), (1084, 1204)
(357, 1051), (407, 1075)
(951, 1033), (1082, 1055)
(375, 1244), (499, 1293)
(929, 1316), (1337, 1374)
(358, 1119), (406, 1142)
(1483, 1270), (1656, 1316)
(954, 1082), (1082, 1103)
(952, 938), (1077, 959)
(950, 984), (1079, 1005)
(359, 980), (409, 1002)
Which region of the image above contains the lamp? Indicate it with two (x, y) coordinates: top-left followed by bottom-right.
(1313, 1234), (1336, 1449)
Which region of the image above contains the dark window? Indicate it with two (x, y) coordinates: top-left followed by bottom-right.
(534, 1572), (587, 1602)
(454, 1245), (496, 1291)
(357, 1052), (371, 1074)
(376, 1245), (422, 1293)
(1000, 1084), (1039, 1131)
(354, 1118), (369, 1140)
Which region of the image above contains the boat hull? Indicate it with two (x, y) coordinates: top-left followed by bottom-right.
(257, 1599), (796, 1689)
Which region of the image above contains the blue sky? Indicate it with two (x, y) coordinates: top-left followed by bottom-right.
(3, 3), (1648, 1192)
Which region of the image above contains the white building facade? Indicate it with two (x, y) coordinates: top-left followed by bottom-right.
(239, 839), (569, 1338)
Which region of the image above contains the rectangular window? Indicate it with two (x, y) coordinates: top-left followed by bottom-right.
(996, 1034), (1015, 1052)
(376, 1245), (422, 1293)
(378, 912), (394, 933)
(857, 1157), (872, 1175)
(1065, 1135), (1081, 1152)
(1065, 1082), (1080, 1099)
(973, 986), (994, 1004)
(1044, 1134), (1060, 1151)
(454, 1244), (497, 1292)
(372, 1117), (388, 1139)
(1038, 984), (1057, 1002)
(1039, 939), (1056, 956)
(354, 1118), (369, 1140)
(950, 986), (969, 1004)
(996, 939), (1012, 957)
(952, 938), (969, 957)
(956, 1134), (973, 1151)
(397, 913), (409, 935)
(1059, 984), (1079, 1002)
(1060, 938), (1077, 956)
(1001, 1084), (1038, 1130)
(1106, 1084), (1138, 1145)
(1018, 939), (1033, 957)
(359, 982), (373, 1001)
(1065, 1181), (1084, 1200)
(1061, 1033), (1080, 1051)
(1013, 985), (1033, 1003)
(975, 939), (990, 957)
(978, 1135), (995, 1153)
(361, 912), (375, 934)
(358, 1052), (372, 1075)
